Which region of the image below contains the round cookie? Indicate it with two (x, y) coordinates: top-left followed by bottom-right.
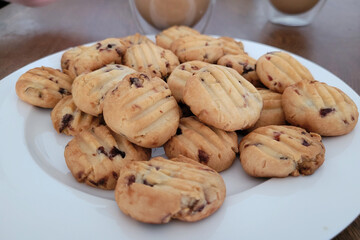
(15, 66), (72, 108)
(167, 60), (209, 102)
(218, 36), (245, 55)
(170, 35), (224, 63)
(51, 95), (101, 136)
(183, 64), (263, 131)
(217, 53), (262, 87)
(247, 88), (286, 131)
(123, 41), (180, 79)
(120, 33), (153, 48)
(164, 116), (238, 172)
(256, 51), (314, 93)
(61, 38), (126, 80)
(64, 125), (151, 190)
(114, 155), (226, 224)
(72, 64), (136, 116)
(282, 80), (359, 136)
(239, 125), (325, 177)
(156, 25), (200, 50)
(103, 72), (180, 148)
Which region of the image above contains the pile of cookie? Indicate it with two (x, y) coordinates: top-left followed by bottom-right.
(15, 25), (358, 224)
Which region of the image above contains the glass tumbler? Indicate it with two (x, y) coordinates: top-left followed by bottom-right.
(129, 0), (216, 34)
(265, 0), (327, 26)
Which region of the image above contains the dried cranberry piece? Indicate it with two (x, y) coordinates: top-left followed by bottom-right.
(109, 146), (126, 159)
(59, 114), (73, 133)
(302, 139), (310, 147)
(127, 175), (136, 186)
(198, 150), (209, 164)
(319, 108), (335, 117)
(130, 77), (143, 88)
(97, 146), (108, 156)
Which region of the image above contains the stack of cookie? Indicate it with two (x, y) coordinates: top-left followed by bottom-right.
(15, 25), (358, 224)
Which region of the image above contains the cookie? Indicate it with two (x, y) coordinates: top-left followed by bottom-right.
(15, 66), (72, 108)
(156, 25), (200, 50)
(247, 88), (286, 131)
(164, 116), (238, 172)
(183, 65), (263, 131)
(51, 95), (101, 136)
(61, 38), (126, 79)
(121, 33), (153, 48)
(170, 35), (224, 63)
(123, 41), (180, 79)
(167, 60), (209, 102)
(72, 64), (136, 116)
(64, 125), (151, 190)
(282, 80), (359, 136)
(103, 72), (180, 148)
(218, 36), (245, 55)
(114, 155), (226, 223)
(217, 53), (262, 87)
(239, 125), (325, 177)
(256, 51), (314, 93)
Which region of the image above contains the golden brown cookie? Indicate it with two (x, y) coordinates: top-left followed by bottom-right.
(167, 60), (209, 102)
(217, 53), (262, 87)
(282, 80), (359, 136)
(120, 33), (153, 48)
(51, 95), (101, 136)
(156, 25), (200, 50)
(218, 36), (245, 55)
(103, 72), (180, 148)
(64, 125), (151, 190)
(164, 116), (238, 172)
(256, 51), (314, 93)
(15, 66), (72, 108)
(61, 38), (126, 79)
(114, 155), (226, 224)
(183, 65), (263, 131)
(247, 88), (286, 131)
(239, 125), (325, 177)
(123, 41), (180, 79)
(170, 35), (224, 63)
(72, 64), (136, 116)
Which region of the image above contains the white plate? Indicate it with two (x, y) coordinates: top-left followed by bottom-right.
(0, 37), (359, 240)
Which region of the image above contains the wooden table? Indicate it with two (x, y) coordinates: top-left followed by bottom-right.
(0, 0), (359, 238)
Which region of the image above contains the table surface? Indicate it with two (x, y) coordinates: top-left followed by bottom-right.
(0, 0), (359, 239)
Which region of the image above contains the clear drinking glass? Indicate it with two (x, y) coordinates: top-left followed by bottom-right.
(129, 0), (216, 34)
(265, 0), (327, 26)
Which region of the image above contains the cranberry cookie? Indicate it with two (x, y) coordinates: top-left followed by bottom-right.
(218, 36), (245, 55)
(61, 38), (126, 79)
(239, 125), (325, 177)
(156, 25), (200, 50)
(217, 53), (262, 87)
(114, 155), (226, 223)
(256, 51), (314, 93)
(183, 65), (263, 131)
(170, 35), (224, 63)
(103, 72), (180, 148)
(247, 88), (286, 131)
(72, 64), (136, 116)
(15, 66), (72, 108)
(164, 117), (238, 172)
(51, 95), (102, 136)
(64, 125), (151, 190)
(123, 41), (180, 79)
(282, 80), (358, 136)
(121, 33), (153, 48)
(167, 60), (209, 102)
